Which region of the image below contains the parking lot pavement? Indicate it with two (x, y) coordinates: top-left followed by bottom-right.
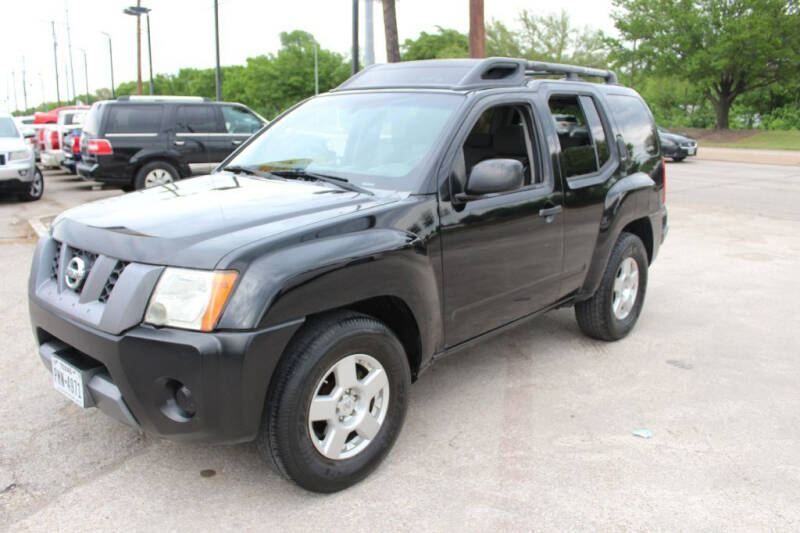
(1, 159), (799, 531)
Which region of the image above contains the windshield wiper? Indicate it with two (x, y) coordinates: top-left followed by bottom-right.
(270, 169), (374, 196)
(221, 165), (273, 179)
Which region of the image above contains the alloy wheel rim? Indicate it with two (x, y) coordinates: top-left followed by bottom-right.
(612, 256), (639, 320)
(144, 169), (173, 187)
(30, 172), (43, 197)
(308, 353), (390, 460)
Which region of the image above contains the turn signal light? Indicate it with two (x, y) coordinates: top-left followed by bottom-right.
(50, 130), (60, 150)
(87, 139), (113, 155)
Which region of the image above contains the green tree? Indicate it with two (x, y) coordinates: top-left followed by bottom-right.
(401, 27), (469, 60)
(612, 0), (800, 129)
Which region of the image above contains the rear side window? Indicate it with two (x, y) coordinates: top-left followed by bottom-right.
(176, 105), (221, 133)
(548, 95), (597, 177)
(221, 106), (262, 134)
(105, 105), (164, 134)
(83, 104), (103, 136)
(606, 94), (659, 166)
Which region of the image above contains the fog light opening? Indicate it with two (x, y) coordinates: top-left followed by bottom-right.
(18, 169), (28, 177)
(175, 385), (196, 417)
(159, 379), (196, 422)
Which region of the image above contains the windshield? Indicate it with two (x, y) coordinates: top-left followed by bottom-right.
(0, 118), (20, 138)
(225, 92), (463, 191)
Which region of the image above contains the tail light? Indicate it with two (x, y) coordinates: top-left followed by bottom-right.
(87, 139), (113, 155)
(72, 135), (82, 154)
(661, 156), (666, 204)
(50, 130), (60, 150)
(38, 129), (45, 149)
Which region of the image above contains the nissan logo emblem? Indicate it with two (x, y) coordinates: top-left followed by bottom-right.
(65, 256), (87, 290)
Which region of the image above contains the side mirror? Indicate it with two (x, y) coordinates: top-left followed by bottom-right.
(455, 158), (523, 202)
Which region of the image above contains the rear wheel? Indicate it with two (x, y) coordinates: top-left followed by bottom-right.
(134, 160), (180, 190)
(575, 232), (648, 341)
(257, 311), (410, 493)
(17, 167), (43, 202)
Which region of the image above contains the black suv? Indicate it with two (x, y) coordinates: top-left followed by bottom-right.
(29, 58), (667, 493)
(77, 96), (265, 189)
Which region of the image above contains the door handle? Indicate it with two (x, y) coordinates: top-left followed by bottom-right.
(231, 140), (243, 146)
(173, 140), (185, 146)
(538, 205), (562, 218)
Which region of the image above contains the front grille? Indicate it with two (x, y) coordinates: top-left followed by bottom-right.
(98, 261), (129, 303)
(50, 241), (63, 279)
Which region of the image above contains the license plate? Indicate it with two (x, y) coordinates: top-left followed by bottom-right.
(688, 147), (696, 155)
(52, 357), (87, 407)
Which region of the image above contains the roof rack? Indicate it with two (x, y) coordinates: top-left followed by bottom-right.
(525, 60), (618, 84)
(116, 95), (211, 102)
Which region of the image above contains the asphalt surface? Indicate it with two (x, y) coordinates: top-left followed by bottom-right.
(1, 160), (799, 531)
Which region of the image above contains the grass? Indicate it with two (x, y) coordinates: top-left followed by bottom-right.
(701, 130), (800, 151)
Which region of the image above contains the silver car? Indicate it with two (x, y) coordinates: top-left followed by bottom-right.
(0, 113), (43, 201)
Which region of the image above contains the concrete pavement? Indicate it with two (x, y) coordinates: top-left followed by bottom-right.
(1, 160), (799, 531)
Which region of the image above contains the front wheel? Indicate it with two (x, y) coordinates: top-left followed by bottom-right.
(257, 311), (410, 493)
(575, 232), (648, 341)
(17, 167), (44, 202)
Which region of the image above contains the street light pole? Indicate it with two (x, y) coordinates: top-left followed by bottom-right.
(51, 21), (61, 106)
(102, 32), (116, 98)
(314, 42), (319, 96)
(145, 12), (154, 94)
(21, 56), (28, 111)
(65, 3), (77, 103)
(352, 0), (359, 75)
(214, 0), (222, 101)
(81, 49), (89, 104)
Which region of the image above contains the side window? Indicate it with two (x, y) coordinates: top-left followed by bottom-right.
(221, 106), (263, 134)
(606, 94), (659, 168)
(106, 105), (163, 134)
(457, 103), (539, 191)
(579, 96), (610, 168)
(176, 105), (221, 133)
(548, 95), (597, 177)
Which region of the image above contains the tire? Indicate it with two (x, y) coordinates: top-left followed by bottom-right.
(133, 160), (180, 190)
(672, 156), (685, 162)
(575, 232), (648, 341)
(17, 167), (44, 202)
(257, 311), (410, 493)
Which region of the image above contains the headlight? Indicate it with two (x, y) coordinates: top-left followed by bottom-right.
(8, 149), (31, 161)
(144, 268), (238, 331)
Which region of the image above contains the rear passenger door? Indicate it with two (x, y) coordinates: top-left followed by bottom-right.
(173, 104), (222, 174)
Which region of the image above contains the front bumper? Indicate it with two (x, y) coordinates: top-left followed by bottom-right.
(0, 158), (36, 184)
(61, 154), (78, 173)
(41, 150), (63, 168)
(29, 295), (303, 444)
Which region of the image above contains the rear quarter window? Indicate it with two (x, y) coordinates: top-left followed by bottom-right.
(606, 94), (659, 169)
(105, 105), (164, 134)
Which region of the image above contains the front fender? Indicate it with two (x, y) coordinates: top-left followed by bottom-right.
(216, 228), (442, 360)
(576, 171), (654, 300)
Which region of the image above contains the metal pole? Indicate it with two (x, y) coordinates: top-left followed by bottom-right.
(82, 50), (89, 104)
(469, 0), (485, 58)
(52, 21), (61, 105)
(40, 74), (48, 111)
(146, 13), (154, 94)
(103, 33), (116, 98)
(352, 0), (359, 75)
(214, 0), (222, 101)
(364, 0), (374, 66)
(21, 57), (28, 110)
(11, 70), (18, 112)
(66, 3), (77, 102)
(314, 42), (319, 95)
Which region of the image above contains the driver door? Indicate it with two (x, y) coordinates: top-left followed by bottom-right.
(439, 97), (564, 347)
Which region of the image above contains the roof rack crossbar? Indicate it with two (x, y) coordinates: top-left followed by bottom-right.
(524, 61), (618, 85)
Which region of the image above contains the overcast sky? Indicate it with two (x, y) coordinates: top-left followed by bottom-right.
(1, 0), (616, 112)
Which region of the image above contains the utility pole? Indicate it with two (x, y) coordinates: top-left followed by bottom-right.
(21, 57), (28, 111)
(136, 0), (142, 94)
(102, 32), (115, 98)
(314, 42), (319, 95)
(469, 0), (485, 58)
(145, 11), (154, 94)
(81, 49), (89, 104)
(66, 2), (77, 103)
(51, 21), (61, 105)
(352, 0), (359, 75)
(214, 0), (222, 101)
(364, 0), (374, 66)
(11, 70), (18, 112)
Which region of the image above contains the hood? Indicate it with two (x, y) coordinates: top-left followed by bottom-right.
(0, 136), (27, 152)
(51, 173), (401, 269)
(659, 131), (693, 144)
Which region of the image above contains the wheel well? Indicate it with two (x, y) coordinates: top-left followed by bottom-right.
(133, 156), (186, 179)
(622, 217), (653, 263)
(336, 296), (423, 381)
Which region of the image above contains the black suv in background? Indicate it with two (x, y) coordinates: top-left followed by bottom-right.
(77, 96), (265, 189)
